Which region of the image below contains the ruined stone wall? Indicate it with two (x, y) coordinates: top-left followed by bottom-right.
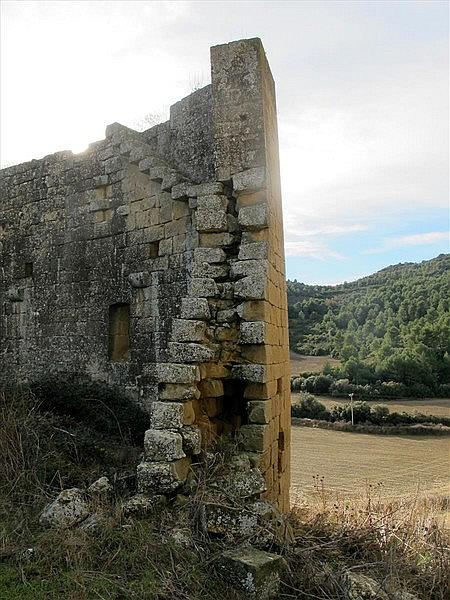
(0, 38), (290, 510)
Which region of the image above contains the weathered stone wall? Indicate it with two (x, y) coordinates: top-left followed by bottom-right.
(0, 38), (290, 510)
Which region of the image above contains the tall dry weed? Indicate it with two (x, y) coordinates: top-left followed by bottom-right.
(288, 480), (449, 599)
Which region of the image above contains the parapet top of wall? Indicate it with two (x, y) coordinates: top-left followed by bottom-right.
(1, 38), (277, 193)
(139, 37), (277, 186)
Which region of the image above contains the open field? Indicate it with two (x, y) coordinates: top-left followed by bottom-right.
(290, 427), (450, 501)
(290, 351), (341, 375)
(292, 394), (450, 418)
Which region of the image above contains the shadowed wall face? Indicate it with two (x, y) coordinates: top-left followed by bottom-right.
(0, 38), (291, 510)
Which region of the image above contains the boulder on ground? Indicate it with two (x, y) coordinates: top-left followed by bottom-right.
(217, 545), (286, 599)
(39, 488), (90, 529)
(346, 573), (389, 600)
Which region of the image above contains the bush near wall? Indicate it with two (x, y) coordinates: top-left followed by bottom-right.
(291, 392), (450, 428)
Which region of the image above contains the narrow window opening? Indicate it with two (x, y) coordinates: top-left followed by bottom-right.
(95, 184), (110, 200)
(276, 377), (283, 395)
(108, 303), (130, 362)
(149, 241), (159, 259)
(25, 262), (33, 278)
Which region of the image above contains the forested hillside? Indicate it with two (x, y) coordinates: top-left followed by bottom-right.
(288, 254), (450, 395)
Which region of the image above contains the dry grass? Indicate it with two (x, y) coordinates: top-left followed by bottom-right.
(290, 352), (341, 375)
(291, 426), (450, 500)
(285, 486), (450, 600)
(1, 388), (449, 599)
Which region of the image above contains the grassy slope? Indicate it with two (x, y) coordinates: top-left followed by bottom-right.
(1, 390), (449, 599)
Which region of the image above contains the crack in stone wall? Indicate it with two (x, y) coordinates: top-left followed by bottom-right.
(0, 38), (291, 510)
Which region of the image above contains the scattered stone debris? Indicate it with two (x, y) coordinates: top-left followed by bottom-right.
(122, 493), (166, 518)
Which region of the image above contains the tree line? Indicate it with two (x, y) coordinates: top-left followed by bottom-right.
(288, 254), (450, 397)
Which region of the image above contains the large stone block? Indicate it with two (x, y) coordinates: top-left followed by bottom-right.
(232, 364), (267, 383)
(137, 458), (190, 494)
(149, 401), (191, 429)
(238, 204), (268, 230)
(160, 383), (201, 401)
(231, 259), (268, 279)
(215, 468), (267, 499)
(217, 546), (286, 599)
(238, 241), (269, 260)
(189, 278), (219, 297)
(193, 247), (226, 263)
(240, 321), (266, 345)
(233, 167), (266, 192)
(195, 208), (228, 232)
(238, 424), (270, 452)
(247, 400), (271, 424)
(181, 297), (211, 320)
(180, 425), (202, 455)
(144, 429), (185, 461)
(168, 342), (214, 363)
(171, 319), (206, 342)
(234, 276), (267, 300)
(156, 363), (200, 384)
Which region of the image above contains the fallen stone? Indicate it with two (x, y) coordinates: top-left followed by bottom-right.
(88, 476), (113, 497)
(78, 512), (109, 533)
(203, 503), (260, 536)
(122, 493), (166, 518)
(39, 488), (90, 529)
(168, 528), (193, 548)
(345, 573), (389, 600)
(217, 545), (286, 599)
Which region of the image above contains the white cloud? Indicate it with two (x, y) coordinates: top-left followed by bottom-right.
(366, 231), (449, 254)
(1, 0), (448, 256)
(285, 240), (346, 260)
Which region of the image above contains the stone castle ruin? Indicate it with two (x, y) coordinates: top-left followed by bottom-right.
(0, 39), (291, 510)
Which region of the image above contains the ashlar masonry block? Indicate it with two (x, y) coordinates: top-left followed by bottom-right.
(144, 429), (185, 461)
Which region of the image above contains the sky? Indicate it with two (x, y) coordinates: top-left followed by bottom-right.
(1, 0), (448, 284)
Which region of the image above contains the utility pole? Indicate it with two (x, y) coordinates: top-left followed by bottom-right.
(348, 392), (354, 426)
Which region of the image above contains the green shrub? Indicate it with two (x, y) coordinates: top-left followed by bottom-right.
(303, 374), (333, 394)
(29, 373), (148, 444)
(291, 393), (330, 420)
